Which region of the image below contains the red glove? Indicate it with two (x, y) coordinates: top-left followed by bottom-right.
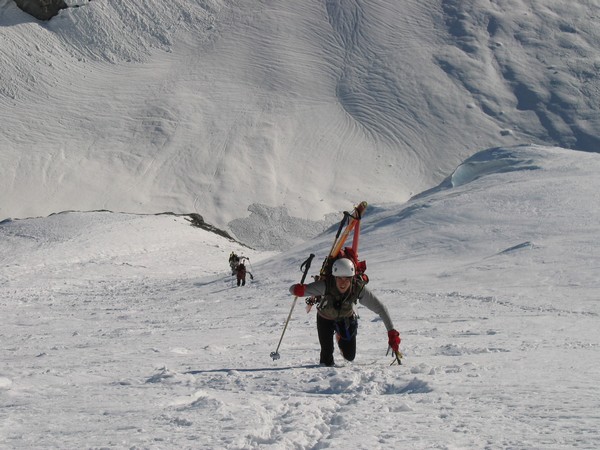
(289, 284), (306, 297)
(387, 329), (401, 353)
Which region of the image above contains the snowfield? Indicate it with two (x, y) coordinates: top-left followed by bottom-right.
(1, 145), (599, 449)
(2, 0), (600, 448)
(2, 0), (600, 231)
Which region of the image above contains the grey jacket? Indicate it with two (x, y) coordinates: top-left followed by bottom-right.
(291, 277), (395, 331)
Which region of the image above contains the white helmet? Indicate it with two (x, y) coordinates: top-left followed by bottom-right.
(331, 258), (355, 277)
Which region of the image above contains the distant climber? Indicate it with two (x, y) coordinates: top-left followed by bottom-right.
(229, 252), (240, 275)
(236, 262), (247, 287)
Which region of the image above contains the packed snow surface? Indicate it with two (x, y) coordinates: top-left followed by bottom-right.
(1, 145), (599, 449)
(2, 1), (599, 448)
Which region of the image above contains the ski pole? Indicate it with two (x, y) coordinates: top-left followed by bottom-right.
(328, 212), (350, 256)
(318, 211), (350, 278)
(270, 253), (315, 360)
(247, 258), (255, 280)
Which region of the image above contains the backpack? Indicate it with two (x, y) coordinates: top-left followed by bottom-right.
(306, 247), (368, 311)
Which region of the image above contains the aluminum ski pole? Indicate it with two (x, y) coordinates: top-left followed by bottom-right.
(247, 258), (255, 279)
(270, 253), (315, 360)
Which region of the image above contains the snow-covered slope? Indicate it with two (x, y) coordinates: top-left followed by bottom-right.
(2, 0), (599, 234)
(2, 0), (600, 447)
(1, 145), (599, 448)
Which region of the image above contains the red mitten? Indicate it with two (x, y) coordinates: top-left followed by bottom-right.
(387, 329), (401, 353)
(289, 284), (306, 297)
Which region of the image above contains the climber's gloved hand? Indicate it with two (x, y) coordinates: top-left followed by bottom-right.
(289, 284), (306, 297)
(387, 329), (401, 353)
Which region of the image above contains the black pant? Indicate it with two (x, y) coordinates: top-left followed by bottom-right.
(317, 314), (357, 366)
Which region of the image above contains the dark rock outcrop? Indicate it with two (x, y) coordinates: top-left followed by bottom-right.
(14, 0), (68, 21)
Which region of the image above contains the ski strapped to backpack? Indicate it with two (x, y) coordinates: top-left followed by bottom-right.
(306, 201), (369, 312)
(327, 201), (367, 266)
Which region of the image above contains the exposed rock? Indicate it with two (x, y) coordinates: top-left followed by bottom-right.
(14, 0), (68, 21)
